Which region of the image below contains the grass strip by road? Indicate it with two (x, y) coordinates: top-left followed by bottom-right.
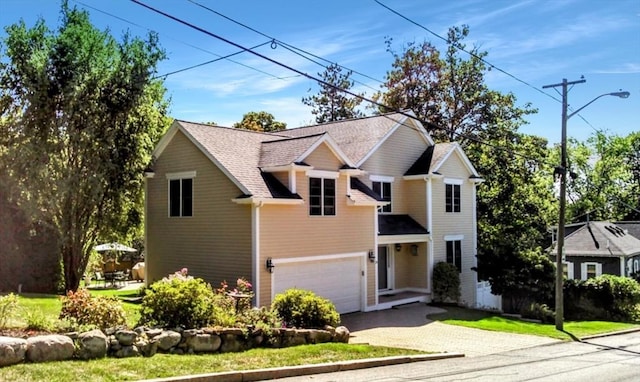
(0, 343), (428, 382)
(428, 306), (639, 340)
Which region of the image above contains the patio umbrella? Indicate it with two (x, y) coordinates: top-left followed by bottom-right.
(94, 242), (137, 252)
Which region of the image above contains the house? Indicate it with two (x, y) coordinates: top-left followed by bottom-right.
(550, 221), (640, 280)
(144, 112), (484, 313)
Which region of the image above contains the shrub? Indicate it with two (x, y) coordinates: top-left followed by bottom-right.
(59, 289), (126, 329)
(24, 310), (56, 332)
(139, 269), (217, 328)
(0, 293), (19, 328)
(432, 262), (460, 304)
(271, 289), (340, 329)
(564, 275), (640, 322)
(521, 302), (555, 324)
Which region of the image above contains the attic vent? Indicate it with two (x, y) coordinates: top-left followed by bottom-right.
(605, 225), (626, 237)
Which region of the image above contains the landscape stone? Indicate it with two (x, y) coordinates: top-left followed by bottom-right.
(0, 336), (27, 367)
(26, 335), (74, 363)
(155, 330), (182, 351)
(76, 329), (108, 360)
(186, 333), (222, 353)
(115, 329), (137, 346)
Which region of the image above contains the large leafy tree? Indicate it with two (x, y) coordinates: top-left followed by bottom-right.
(377, 26), (534, 145)
(302, 63), (364, 123)
(0, 2), (170, 291)
(564, 131), (640, 221)
(377, 25), (556, 306)
(233, 111), (286, 132)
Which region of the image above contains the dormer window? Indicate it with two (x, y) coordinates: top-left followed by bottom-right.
(309, 177), (335, 216)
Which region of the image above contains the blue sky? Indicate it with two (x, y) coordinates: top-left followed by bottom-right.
(1, 0), (638, 144)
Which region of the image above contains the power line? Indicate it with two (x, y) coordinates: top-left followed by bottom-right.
(186, 0), (382, 91)
(374, 0), (562, 104)
(71, 0), (289, 80)
(130, 0), (557, 167)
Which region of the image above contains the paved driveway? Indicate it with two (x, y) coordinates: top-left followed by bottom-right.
(340, 303), (559, 357)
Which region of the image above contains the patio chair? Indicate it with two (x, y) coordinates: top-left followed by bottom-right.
(94, 272), (106, 288)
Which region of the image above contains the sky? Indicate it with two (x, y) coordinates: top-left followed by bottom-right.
(0, 0), (638, 144)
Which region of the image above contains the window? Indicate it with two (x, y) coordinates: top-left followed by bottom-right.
(446, 240), (462, 273)
(309, 177), (335, 216)
(562, 262), (574, 279)
(372, 181), (392, 213)
(445, 183), (461, 212)
(581, 262), (602, 280)
(169, 178), (193, 217)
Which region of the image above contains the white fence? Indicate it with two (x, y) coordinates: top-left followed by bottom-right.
(476, 281), (502, 311)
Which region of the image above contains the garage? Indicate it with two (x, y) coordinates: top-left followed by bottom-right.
(272, 255), (363, 314)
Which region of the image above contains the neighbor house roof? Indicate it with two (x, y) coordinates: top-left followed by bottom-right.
(550, 221), (640, 257)
(614, 221), (640, 241)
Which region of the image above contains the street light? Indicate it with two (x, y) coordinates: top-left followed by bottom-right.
(543, 79), (630, 331)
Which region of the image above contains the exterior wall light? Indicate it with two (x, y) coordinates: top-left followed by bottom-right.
(368, 250), (375, 262)
(266, 258), (274, 273)
(395, 243), (402, 252)
(411, 244), (419, 256)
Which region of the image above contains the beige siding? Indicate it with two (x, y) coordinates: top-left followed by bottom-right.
(404, 180), (427, 227)
(431, 152), (477, 305)
(360, 121), (430, 215)
(304, 142), (343, 170)
(258, 170), (376, 307)
(147, 130), (252, 288)
(392, 243), (428, 290)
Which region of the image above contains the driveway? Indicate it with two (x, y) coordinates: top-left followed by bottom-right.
(340, 303), (559, 357)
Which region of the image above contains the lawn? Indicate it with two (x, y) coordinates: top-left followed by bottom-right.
(0, 343), (426, 382)
(428, 306), (640, 340)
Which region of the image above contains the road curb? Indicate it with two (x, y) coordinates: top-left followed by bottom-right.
(579, 327), (640, 341)
(138, 352), (464, 382)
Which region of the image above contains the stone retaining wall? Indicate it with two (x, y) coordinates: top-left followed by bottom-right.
(0, 325), (350, 367)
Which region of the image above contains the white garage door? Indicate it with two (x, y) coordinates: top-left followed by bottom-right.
(273, 256), (362, 314)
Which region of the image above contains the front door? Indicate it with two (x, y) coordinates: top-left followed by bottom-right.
(378, 246), (390, 290)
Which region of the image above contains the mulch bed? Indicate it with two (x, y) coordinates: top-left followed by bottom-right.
(0, 329), (56, 339)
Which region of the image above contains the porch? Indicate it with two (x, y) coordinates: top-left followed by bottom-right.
(377, 290), (430, 310)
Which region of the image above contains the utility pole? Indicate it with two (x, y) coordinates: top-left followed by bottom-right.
(542, 78), (585, 331)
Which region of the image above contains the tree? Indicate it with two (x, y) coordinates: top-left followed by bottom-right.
(563, 131), (640, 221)
(232, 111), (286, 132)
(376, 26), (535, 144)
(302, 63), (364, 123)
(0, 2), (170, 292)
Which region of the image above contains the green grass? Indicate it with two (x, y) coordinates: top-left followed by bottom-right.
(428, 306), (640, 340)
(0, 343), (426, 382)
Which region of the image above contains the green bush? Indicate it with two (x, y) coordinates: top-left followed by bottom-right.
(0, 293), (19, 328)
(564, 275), (640, 322)
(139, 269), (217, 328)
(432, 262), (461, 304)
(59, 288), (126, 329)
(521, 302), (555, 324)
(271, 289), (340, 329)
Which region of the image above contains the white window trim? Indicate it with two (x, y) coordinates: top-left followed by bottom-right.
(166, 170), (197, 180)
(444, 178), (463, 185)
(445, 238), (463, 273)
(581, 262), (602, 280)
(167, 177), (194, 218)
(370, 175), (395, 183)
(308, 177), (337, 217)
(444, 234), (464, 241)
(563, 261), (574, 279)
(305, 169), (339, 179)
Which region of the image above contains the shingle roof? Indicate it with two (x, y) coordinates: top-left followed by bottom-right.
(275, 113), (408, 164)
(259, 134), (326, 168)
(378, 215), (429, 235)
(163, 113), (436, 200)
(614, 221), (640, 240)
(551, 221), (640, 257)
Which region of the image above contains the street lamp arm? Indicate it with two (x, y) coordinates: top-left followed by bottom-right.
(567, 91), (631, 120)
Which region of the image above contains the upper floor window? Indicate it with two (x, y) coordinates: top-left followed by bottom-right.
(309, 177), (335, 216)
(445, 182), (461, 212)
(167, 171), (195, 217)
(372, 181), (392, 213)
(446, 239), (462, 273)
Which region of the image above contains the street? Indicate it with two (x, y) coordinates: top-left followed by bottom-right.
(278, 331), (640, 382)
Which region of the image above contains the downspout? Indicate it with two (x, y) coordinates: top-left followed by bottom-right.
(143, 169), (155, 286)
(252, 201), (263, 307)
